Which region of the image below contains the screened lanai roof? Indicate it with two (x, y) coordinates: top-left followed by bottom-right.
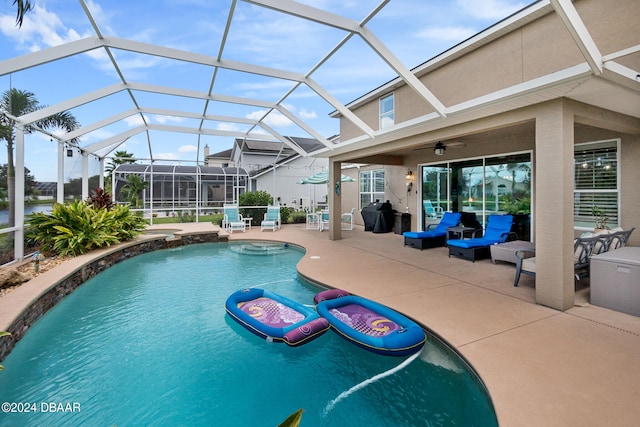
(0, 0), (638, 174)
(113, 164), (249, 179)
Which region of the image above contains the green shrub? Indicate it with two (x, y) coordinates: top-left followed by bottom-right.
(279, 206), (294, 224)
(289, 211), (307, 224)
(239, 191), (273, 225)
(26, 201), (146, 256)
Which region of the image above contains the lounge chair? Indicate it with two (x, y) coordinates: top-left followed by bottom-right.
(223, 204), (245, 233)
(403, 211), (462, 250)
(260, 206), (281, 232)
(447, 214), (515, 262)
(341, 208), (356, 230)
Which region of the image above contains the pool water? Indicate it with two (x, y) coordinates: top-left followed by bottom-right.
(0, 242), (497, 426)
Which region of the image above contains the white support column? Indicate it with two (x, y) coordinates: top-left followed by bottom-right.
(328, 160), (342, 241)
(98, 157), (105, 190)
(534, 100), (575, 311)
(81, 152), (89, 200)
(14, 127), (25, 261)
(57, 142), (65, 203)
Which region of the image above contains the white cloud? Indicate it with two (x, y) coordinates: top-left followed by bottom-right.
(153, 115), (185, 124)
(0, 5), (90, 51)
(153, 152), (179, 160)
(178, 145), (197, 153)
(124, 115), (148, 127)
(456, 0), (528, 20)
(298, 108), (317, 120)
(246, 110), (293, 128)
(217, 123), (241, 132)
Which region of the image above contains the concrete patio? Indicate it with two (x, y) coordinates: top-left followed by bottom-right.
(230, 223), (640, 427)
(2, 221), (639, 426)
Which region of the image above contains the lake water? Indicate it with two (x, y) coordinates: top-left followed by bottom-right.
(0, 204), (53, 225)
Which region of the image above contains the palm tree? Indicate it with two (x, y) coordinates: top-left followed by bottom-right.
(11, 0), (34, 27)
(120, 174), (149, 208)
(0, 88), (79, 226)
(105, 150), (135, 181)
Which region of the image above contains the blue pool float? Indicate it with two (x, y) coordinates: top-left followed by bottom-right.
(225, 288), (329, 346)
(315, 290), (426, 356)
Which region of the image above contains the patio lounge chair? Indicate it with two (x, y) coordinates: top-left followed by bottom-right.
(261, 206), (281, 232)
(223, 204), (245, 233)
(403, 211), (462, 250)
(447, 214), (515, 262)
(341, 208), (356, 230)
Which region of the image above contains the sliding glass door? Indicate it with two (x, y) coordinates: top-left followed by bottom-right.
(420, 152), (532, 239)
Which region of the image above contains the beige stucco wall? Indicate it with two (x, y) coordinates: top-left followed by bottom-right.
(339, 0), (639, 141)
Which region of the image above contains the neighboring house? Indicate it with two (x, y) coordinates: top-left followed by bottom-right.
(206, 136), (333, 211)
(111, 164), (249, 211)
(33, 182), (57, 199)
(320, 0), (640, 312)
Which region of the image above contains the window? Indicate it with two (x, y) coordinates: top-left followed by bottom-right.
(574, 140), (619, 229)
(359, 169), (385, 208)
(379, 93), (394, 129)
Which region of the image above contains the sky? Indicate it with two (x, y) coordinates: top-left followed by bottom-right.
(0, 0), (531, 182)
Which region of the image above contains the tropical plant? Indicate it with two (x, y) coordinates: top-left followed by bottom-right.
(592, 206), (609, 230)
(86, 187), (114, 210)
(25, 201), (146, 256)
(11, 0), (33, 27)
(501, 196), (530, 214)
(0, 88), (79, 227)
(120, 174), (149, 208)
(105, 150), (135, 181)
(278, 409), (303, 427)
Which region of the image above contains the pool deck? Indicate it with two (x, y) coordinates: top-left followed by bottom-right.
(2, 222), (640, 426)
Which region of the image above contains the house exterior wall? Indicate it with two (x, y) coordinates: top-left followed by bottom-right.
(339, 0), (639, 140)
(252, 156), (328, 210)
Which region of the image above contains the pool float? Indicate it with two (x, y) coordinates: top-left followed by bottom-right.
(225, 288), (329, 346)
(315, 289), (426, 356)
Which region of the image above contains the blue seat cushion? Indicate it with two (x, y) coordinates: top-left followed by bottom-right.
(446, 238), (495, 248)
(403, 230), (444, 239)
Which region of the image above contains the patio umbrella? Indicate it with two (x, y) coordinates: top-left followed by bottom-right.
(297, 171), (355, 184)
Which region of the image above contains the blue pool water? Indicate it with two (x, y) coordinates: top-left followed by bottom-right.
(0, 242), (498, 426)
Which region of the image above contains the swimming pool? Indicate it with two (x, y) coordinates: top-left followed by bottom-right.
(0, 242), (497, 426)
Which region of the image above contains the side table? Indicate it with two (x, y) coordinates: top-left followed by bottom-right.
(447, 226), (476, 241)
(243, 217), (253, 230)
(490, 240), (535, 264)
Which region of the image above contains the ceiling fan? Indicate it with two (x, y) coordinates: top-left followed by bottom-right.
(413, 140), (466, 156)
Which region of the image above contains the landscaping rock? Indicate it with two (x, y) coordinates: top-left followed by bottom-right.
(0, 268), (29, 289)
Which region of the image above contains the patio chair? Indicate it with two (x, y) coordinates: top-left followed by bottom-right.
(223, 204), (245, 233)
(320, 210), (330, 231)
(513, 235), (602, 286)
(447, 214), (515, 262)
(423, 200), (444, 219)
(306, 212), (320, 230)
(260, 206), (281, 232)
(341, 208), (356, 230)
(600, 227), (635, 251)
(403, 211), (462, 250)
